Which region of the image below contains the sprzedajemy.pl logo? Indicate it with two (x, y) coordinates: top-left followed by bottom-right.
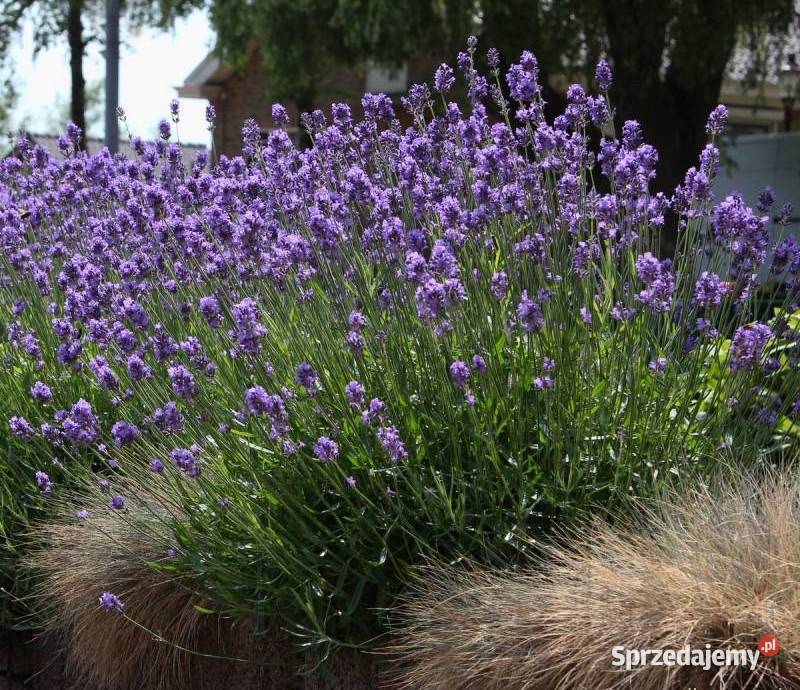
(611, 635), (780, 672)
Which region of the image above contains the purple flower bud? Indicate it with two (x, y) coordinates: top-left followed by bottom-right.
(30, 381), (52, 403)
(449, 360), (471, 387)
(595, 58), (613, 91)
(111, 420), (139, 448)
(434, 64), (455, 93)
(99, 591), (124, 613)
(313, 436), (339, 462)
(345, 380), (366, 408)
(705, 105), (728, 136)
(471, 355), (487, 373)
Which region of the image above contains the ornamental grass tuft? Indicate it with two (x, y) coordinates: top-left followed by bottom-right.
(23, 491), (308, 690)
(388, 464), (800, 690)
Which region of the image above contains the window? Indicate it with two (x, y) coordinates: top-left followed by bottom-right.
(366, 63), (408, 95)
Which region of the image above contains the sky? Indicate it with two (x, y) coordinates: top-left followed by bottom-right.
(6, 8), (214, 145)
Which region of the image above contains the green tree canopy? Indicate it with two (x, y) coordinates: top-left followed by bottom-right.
(209, 0), (797, 214)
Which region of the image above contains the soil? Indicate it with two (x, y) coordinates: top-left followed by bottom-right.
(0, 631), (382, 690)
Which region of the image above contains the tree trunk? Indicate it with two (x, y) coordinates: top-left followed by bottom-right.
(67, 0), (86, 150)
(602, 1), (739, 254)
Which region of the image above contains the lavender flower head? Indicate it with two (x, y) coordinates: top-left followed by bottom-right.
(730, 323), (772, 372)
(99, 591), (124, 613)
(30, 381), (52, 403)
(449, 360), (471, 387)
(35, 470), (53, 493)
(313, 436), (339, 462)
(345, 380), (366, 408)
(595, 58), (613, 91)
(705, 105), (728, 136)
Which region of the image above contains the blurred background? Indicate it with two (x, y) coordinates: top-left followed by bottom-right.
(1, 0), (800, 241)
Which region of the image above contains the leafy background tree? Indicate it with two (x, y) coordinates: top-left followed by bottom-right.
(0, 0), (202, 147)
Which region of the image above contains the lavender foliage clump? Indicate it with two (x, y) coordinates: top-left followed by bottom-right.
(0, 46), (798, 647)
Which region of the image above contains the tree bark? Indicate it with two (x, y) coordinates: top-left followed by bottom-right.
(67, 0), (86, 150)
(602, 1), (739, 254)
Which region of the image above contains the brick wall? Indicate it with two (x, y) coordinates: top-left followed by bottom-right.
(208, 49), (441, 156)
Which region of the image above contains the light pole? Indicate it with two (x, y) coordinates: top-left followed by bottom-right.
(105, 0), (120, 152)
(779, 53), (800, 133)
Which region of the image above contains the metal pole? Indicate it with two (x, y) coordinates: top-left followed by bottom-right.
(105, 0), (120, 152)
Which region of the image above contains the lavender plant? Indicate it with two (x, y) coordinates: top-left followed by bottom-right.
(2, 43), (800, 645)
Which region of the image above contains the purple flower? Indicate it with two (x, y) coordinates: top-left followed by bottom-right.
(313, 436), (339, 462)
(111, 420), (139, 447)
(345, 380), (366, 408)
(168, 364), (198, 400)
(108, 494), (125, 510)
(245, 385), (271, 415)
(711, 195), (768, 279)
(757, 186), (775, 212)
(595, 58), (612, 91)
(694, 271), (726, 308)
(272, 103), (289, 126)
(506, 50), (539, 101)
(35, 470), (53, 493)
(635, 253), (675, 313)
(158, 119), (171, 140)
(471, 355), (487, 373)
(199, 296), (222, 328)
(171, 448), (201, 478)
(30, 381), (52, 403)
(231, 298), (267, 353)
(153, 401), (184, 434)
(449, 360), (471, 387)
(122, 298), (149, 329)
(649, 357), (668, 373)
(705, 105), (728, 136)
(377, 426), (408, 463)
(296, 363), (318, 391)
(434, 64), (455, 93)
(76, 509), (89, 520)
(415, 279), (446, 319)
(61, 399), (100, 446)
(10, 416), (35, 441)
(517, 291), (544, 333)
(89, 356), (119, 390)
(348, 310), (366, 331)
(345, 475), (357, 488)
(126, 354), (153, 381)
(148, 458), (165, 473)
(99, 591), (124, 613)
(730, 323), (772, 372)
(347, 330), (365, 354)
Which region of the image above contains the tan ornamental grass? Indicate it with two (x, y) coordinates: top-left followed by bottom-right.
(387, 465), (800, 690)
(23, 491), (294, 690)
